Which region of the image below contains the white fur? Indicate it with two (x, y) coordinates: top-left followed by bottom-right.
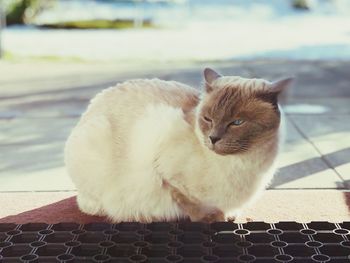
(65, 78), (283, 222)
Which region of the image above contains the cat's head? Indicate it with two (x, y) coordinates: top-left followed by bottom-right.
(196, 68), (293, 155)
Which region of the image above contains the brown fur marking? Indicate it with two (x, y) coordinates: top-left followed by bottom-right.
(164, 180), (225, 223)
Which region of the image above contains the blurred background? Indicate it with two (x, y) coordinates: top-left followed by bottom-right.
(1, 0), (350, 61)
(0, 0), (350, 222)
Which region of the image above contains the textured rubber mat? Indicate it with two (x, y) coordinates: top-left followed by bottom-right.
(0, 221), (349, 262)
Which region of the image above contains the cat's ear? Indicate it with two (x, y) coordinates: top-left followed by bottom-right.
(269, 77), (294, 94)
(204, 68), (222, 93)
(258, 77), (294, 107)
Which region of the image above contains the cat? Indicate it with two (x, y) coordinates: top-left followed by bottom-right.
(64, 68), (292, 223)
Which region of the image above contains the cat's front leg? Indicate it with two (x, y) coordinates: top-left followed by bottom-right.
(163, 180), (224, 223)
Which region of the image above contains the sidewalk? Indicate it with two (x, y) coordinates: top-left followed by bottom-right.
(0, 60), (349, 222)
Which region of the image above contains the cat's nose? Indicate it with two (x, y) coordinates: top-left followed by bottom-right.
(209, 136), (221, 144)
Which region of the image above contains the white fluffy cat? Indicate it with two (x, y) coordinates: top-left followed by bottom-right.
(64, 68), (292, 222)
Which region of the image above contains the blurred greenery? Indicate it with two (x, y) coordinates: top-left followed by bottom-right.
(3, 0), (153, 29)
(2, 50), (86, 62)
(5, 0), (56, 25)
(5, 0), (30, 25)
(292, 0), (311, 10)
(40, 19), (153, 29)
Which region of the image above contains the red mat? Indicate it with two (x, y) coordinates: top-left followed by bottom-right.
(1, 191), (350, 223)
(0, 196), (108, 224)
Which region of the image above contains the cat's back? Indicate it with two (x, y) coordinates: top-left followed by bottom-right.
(82, 78), (200, 122)
(66, 78), (200, 181)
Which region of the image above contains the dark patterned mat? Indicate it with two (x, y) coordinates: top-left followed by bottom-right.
(0, 222), (349, 262)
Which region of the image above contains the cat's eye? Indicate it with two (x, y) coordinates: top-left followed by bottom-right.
(230, 119), (244, 126)
(203, 116), (212, 122)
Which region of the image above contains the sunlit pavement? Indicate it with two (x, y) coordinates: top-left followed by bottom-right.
(0, 59), (349, 222)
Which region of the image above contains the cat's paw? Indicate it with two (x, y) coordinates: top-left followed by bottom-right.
(192, 207), (225, 223)
(77, 194), (102, 215)
(226, 216), (236, 222)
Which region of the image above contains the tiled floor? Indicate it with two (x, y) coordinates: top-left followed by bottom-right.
(0, 60), (349, 193)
